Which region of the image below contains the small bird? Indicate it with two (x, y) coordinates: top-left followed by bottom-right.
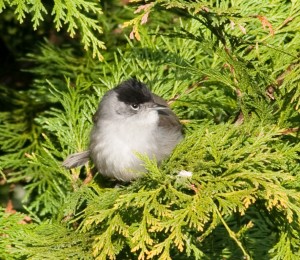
(63, 79), (183, 182)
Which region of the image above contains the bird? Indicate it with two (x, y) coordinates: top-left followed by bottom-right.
(62, 79), (183, 182)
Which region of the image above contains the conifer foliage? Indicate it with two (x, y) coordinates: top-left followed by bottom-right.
(0, 0), (300, 259)
(0, 0), (105, 59)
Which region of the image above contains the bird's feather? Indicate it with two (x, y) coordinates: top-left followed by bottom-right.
(62, 150), (90, 168)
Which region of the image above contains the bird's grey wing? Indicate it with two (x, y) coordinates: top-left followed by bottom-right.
(62, 150), (90, 169)
(157, 108), (182, 132)
(152, 93), (182, 132)
(152, 93), (168, 107)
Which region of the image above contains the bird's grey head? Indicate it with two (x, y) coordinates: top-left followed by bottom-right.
(97, 79), (166, 122)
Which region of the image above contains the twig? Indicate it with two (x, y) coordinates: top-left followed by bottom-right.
(83, 164), (93, 185)
(278, 127), (299, 135)
(168, 80), (204, 105)
(266, 62), (299, 100)
(215, 207), (251, 260)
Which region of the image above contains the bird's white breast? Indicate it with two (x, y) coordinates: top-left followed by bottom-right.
(90, 110), (159, 181)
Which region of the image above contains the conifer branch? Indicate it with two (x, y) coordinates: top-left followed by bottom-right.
(0, 0), (106, 59)
(1, 0), (300, 258)
(215, 207), (250, 259)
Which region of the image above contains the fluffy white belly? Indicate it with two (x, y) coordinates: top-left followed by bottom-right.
(90, 116), (158, 181)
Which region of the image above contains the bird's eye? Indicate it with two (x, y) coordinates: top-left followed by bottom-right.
(130, 104), (140, 110)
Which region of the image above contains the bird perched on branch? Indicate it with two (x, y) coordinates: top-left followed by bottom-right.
(63, 79), (183, 182)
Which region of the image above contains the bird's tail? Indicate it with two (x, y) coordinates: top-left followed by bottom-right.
(62, 150), (90, 169)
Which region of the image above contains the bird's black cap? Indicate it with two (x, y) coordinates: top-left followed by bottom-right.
(114, 79), (152, 105)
